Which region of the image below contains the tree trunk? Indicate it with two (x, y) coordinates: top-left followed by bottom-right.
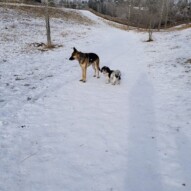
(126, 0), (134, 30)
(148, 15), (153, 42)
(158, 0), (165, 31)
(128, 0), (131, 21)
(164, 0), (169, 29)
(45, 0), (52, 47)
(137, 1), (142, 29)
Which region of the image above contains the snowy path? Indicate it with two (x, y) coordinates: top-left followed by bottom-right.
(0, 7), (191, 191)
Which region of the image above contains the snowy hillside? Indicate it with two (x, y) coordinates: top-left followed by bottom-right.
(0, 5), (191, 191)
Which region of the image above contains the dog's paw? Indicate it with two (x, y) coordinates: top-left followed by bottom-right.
(93, 75), (96, 77)
(79, 79), (86, 83)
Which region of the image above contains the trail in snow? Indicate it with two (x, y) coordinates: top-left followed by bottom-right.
(0, 7), (191, 191)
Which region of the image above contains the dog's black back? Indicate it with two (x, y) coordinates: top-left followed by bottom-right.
(87, 53), (99, 63)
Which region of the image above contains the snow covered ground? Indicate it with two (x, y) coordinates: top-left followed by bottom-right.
(0, 5), (191, 191)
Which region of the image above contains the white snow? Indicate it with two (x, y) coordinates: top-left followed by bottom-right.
(0, 5), (191, 191)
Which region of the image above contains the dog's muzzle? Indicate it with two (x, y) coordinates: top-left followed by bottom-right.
(69, 56), (74, 60)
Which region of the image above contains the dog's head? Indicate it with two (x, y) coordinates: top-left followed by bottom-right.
(69, 47), (80, 61)
(101, 66), (110, 74)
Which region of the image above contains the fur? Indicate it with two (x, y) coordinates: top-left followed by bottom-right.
(69, 47), (100, 83)
(101, 66), (121, 85)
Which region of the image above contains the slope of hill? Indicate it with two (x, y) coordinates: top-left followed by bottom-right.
(0, 5), (191, 191)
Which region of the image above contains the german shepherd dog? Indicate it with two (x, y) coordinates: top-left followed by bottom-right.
(69, 47), (100, 83)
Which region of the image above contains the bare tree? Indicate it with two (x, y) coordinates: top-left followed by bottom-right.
(137, 0), (142, 28)
(164, 0), (169, 29)
(158, 0), (165, 31)
(45, 0), (52, 47)
(128, 0), (132, 28)
(146, 0), (159, 41)
(88, 0), (190, 29)
(148, 16), (154, 41)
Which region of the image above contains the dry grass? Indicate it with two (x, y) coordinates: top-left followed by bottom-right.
(175, 23), (191, 31)
(0, 4), (95, 25)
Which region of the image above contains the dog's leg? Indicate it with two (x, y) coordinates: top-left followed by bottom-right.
(80, 65), (86, 83)
(80, 65), (87, 83)
(92, 63), (96, 77)
(96, 66), (100, 78)
(95, 58), (100, 78)
(81, 68), (86, 82)
(83, 67), (87, 82)
(111, 76), (116, 85)
(106, 76), (110, 84)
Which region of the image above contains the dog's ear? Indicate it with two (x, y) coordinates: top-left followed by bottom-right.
(73, 47), (77, 52)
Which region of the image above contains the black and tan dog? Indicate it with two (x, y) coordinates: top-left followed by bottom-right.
(69, 47), (100, 83)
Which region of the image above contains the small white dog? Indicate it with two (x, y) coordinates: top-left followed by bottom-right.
(101, 66), (121, 85)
